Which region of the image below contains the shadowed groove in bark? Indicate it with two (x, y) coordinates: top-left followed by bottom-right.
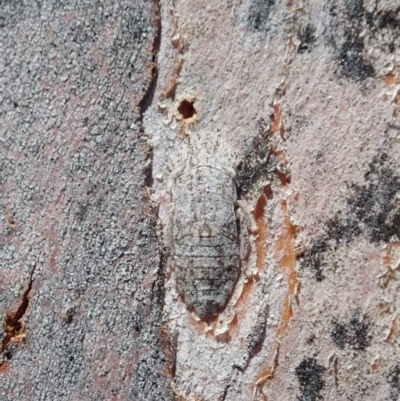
(140, 0), (161, 190)
(1, 264), (36, 364)
(139, 0), (162, 115)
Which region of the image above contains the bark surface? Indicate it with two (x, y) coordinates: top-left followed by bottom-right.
(1, 1), (400, 400)
(0, 1), (172, 400)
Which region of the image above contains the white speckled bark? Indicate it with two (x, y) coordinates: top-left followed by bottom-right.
(145, 0), (400, 400)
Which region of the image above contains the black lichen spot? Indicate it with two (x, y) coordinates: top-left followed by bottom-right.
(302, 152), (400, 281)
(248, 0), (275, 32)
(327, 0), (375, 82)
(337, 31), (374, 81)
(301, 239), (327, 281)
(331, 314), (371, 351)
(337, 0), (374, 81)
(298, 24), (317, 53)
(334, 152), (400, 245)
(388, 364), (400, 401)
(237, 118), (275, 195)
(306, 334), (316, 345)
(366, 6), (400, 34)
(377, 8), (400, 31)
(330, 1), (400, 82)
(326, 216), (361, 243)
(295, 358), (326, 401)
(348, 156), (400, 243)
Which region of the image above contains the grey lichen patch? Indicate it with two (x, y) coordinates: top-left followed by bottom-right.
(331, 313), (371, 351)
(297, 23), (317, 54)
(130, 347), (172, 401)
(247, 0), (276, 32)
(295, 358), (326, 401)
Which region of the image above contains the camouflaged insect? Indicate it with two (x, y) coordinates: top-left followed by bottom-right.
(168, 162), (250, 319)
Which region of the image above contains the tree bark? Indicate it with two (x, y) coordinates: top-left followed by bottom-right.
(0, 1), (172, 400)
(1, 1), (400, 400)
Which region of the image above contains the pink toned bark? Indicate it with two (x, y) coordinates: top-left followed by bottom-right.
(2, 1), (400, 400)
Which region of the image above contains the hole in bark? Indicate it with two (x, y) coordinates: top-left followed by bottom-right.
(178, 100), (196, 119)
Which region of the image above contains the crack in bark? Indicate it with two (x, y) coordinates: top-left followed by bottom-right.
(1, 263), (36, 365)
(139, 0), (161, 115)
(220, 383), (230, 401)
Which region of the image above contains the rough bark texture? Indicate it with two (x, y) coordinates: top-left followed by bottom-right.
(0, 1), (172, 400)
(2, 0), (400, 400)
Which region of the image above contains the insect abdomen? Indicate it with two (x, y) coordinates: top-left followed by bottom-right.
(172, 166), (240, 318)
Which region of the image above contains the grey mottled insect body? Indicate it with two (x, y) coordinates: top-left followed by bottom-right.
(170, 164), (242, 318)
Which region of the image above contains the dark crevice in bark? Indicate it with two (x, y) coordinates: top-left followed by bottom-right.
(150, 241), (168, 312)
(139, 0), (161, 190)
(1, 264), (36, 364)
(140, 0), (164, 313)
(171, 330), (178, 378)
(135, 3), (178, 400)
(139, 0), (161, 115)
(220, 384), (230, 401)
